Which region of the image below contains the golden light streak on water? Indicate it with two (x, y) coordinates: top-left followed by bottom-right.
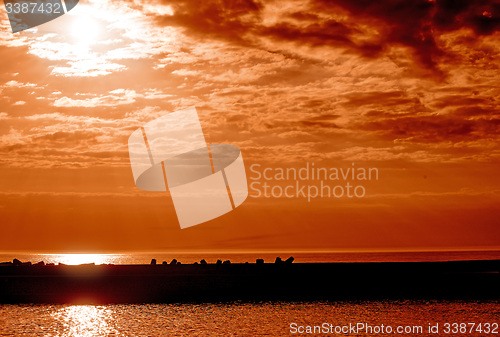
(51, 305), (119, 336)
(54, 254), (113, 265)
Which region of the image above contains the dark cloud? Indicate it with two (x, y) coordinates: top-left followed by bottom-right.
(342, 91), (421, 107)
(155, 0), (262, 44)
(80, 150), (129, 158)
(359, 115), (500, 143)
(287, 11), (321, 21)
(260, 20), (356, 48)
(430, 94), (499, 118)
(225, 114), (248, 122)
(432, 95), (493, 109)
(35, 130), (99, 143)
(263, 116), (341, 130)
(151, 0), (499, 79)
(454, 106), (498, 117)
(433, 0), (500, 35)
(364, 110), (414, 118)
(307, 114), (341, 121)
(313, 0), (500, 74)
(300, 120), (340, 128)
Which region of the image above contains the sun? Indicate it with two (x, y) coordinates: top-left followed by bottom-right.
(71, 17), (100, 46)
(58, 254), (110, 265)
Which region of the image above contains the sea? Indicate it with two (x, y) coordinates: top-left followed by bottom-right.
(1, 250), (499, 336)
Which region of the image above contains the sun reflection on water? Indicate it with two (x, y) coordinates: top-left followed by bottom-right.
(54, 254), (114, 265)
(52, 305), (118, 337)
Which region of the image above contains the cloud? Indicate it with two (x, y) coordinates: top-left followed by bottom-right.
(53, 89), (138, 107)
(0, 0), (498, 170)
(143, 89), (174, 100)
(171, 69), (200, 77)
(50, 59), (127, 77)
(359, 115), (500, 143)
(144, 0), (500, 79)
(154, 0), (262, 45)
(0, 0), (499, 253)
(432, 0), (500, 35)
(34, 130), (100, 143)
(342, 91), (420, 108)
(311, 0), (500, 76)
(3, 80), (38, 88)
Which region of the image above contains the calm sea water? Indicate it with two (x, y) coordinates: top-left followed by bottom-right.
(1, 251), (499, 336)
(0, 301), (499, 336)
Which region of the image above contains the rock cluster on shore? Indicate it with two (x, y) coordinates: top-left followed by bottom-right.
(1, 257), (295, 266)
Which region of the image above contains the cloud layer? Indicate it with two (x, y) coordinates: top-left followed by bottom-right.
(0, 0), (498, 250)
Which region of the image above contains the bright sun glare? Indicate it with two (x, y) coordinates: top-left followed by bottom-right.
(72, 17), (100, 45)
(53, 305), (118, 336)
(58, 254), (110, 265)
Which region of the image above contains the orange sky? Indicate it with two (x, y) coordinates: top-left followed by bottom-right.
(0, 0), (499, 252)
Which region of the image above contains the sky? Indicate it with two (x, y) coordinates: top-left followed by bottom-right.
(0, 0), (499, 252)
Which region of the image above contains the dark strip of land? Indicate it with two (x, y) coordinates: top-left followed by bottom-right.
(0, 259), (499, 303)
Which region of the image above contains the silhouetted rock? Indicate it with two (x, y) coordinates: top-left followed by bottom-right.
(256, 259), (264, 264)
(200, 259), (207, 265)
(275, 257), (283, 264)
(151, 259), (157, 265)
(0, 262), (12, 265)
(170, 259), (177, 265)
(223, 260), (231, 264)
(1, 259), (499, 303)
(194, 262), (198, 265)
(177, 261), (181, 265)
(162, 261), (168, 265)
(285, 256), (294, 264)
(216, 259), (222, 265)
(35, 261), (45, 266)
(13, 259), (22, 266)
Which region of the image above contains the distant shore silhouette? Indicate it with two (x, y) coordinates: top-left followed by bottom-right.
(0, 257), (499, 304)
